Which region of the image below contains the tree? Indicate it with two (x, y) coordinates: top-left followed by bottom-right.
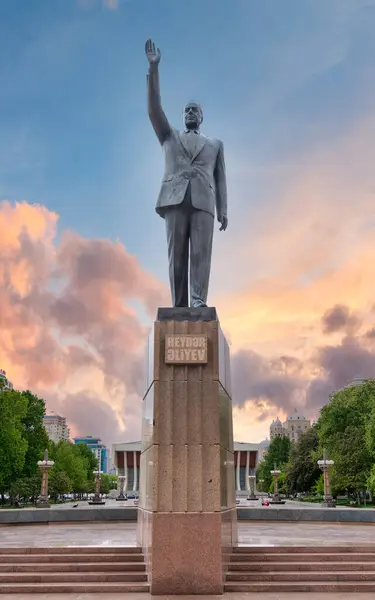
(49, 471), (72, 502)
(50, 441), (88, 493)
(317, 380), (375, 495)
(257, 436), (291, 490)
(74, 443), (98, 477)
(100, 474), (112, 495)
(285, 428), (321, 494)
(20, 390), (49, 478)
(10, 474), (41, 505)
(0, 389), (28, 496)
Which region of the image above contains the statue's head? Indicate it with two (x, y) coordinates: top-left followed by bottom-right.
(184, 101), (203, 131)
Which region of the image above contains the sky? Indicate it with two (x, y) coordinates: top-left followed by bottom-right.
(1, 0), (375, 449)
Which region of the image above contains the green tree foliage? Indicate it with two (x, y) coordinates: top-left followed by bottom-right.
(0, 389), (28, 494)
(74, 442), (98, 476)
(49, 471), (72, 501)
(317, 380), (375, 494)
(367, 465), (375, 495)
(20, 391), (49, 478)
(269, 471), (286, 494)
(100, 474), (113, 495)
(49, 441), (88, 493)
(311, 473), (324, 496)
(10, 474), (41, 504)
(257, 436), (291, 490)
(285, 428), (321, 494)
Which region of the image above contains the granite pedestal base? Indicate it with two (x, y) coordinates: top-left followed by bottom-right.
(139, 510), (235, 594)
(138, 310), (237, 595)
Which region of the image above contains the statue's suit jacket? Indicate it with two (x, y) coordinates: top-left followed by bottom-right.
(156, 127), (227, 220)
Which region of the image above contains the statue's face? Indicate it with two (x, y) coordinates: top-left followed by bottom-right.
(184, 102), (203, 130)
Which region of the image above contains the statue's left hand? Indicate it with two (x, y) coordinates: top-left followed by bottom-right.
(218, 215), (228, 231)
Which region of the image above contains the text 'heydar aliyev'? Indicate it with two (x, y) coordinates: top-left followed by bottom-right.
(165, 334), (208, 364)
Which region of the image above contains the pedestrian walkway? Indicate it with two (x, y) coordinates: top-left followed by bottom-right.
(1, 521), (375, 548)
(4, 592), (375, 599)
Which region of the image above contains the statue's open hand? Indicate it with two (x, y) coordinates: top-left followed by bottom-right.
(145, 39), (161, 65)
(218, 215), (228, 232)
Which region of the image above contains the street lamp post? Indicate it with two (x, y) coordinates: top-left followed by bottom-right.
(270, 464), (285, 504)
(37, 449), (54, 508)
(116, 475), (128, 501)
(88, 470), (106, 505)
(317, 449), (336, 508)
(247, 475), (258, 500)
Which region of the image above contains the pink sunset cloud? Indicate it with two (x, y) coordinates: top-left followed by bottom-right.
(0, 200), (168, 445)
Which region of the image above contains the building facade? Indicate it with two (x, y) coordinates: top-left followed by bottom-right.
(74, 436), (108, 473)
(0, 369), (13, 390)
(270, 409), (311, 442)
(43, 413), (70, 443)
(112, 441), (263, 494)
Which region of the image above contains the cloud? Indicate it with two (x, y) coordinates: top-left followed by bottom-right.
(76, 0), (121, 9)
(103, 0), (119, 8)
(322, 304), (361, 335)
(215, 112), (375, 441)
(0, 200), (167, 448)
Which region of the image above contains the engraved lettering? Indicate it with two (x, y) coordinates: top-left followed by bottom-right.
(165, 334), (208, 363)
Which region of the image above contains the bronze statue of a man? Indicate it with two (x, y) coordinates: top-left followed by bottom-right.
(145, 39), (228, 308)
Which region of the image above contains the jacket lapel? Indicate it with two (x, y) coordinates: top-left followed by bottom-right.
(190, 135), (206, 162)
(177, 131), (206, 162)
(178, 132), (190, 156)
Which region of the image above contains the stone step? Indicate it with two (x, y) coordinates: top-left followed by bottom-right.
(224, 581), (375, 593)
(227, 571), (375, 582)
(234, 545), (375, 554)
(0, 572), (147, 583)
(231, 552), (375, 562)
(0, 547), (141, 555)
(0, 562), (146, 573)
(0, 582), (149, 594)
(229, 561), (375, 572)
(0, 554), (144, 563)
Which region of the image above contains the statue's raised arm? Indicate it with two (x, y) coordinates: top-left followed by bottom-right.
(145, 39), (171, 145)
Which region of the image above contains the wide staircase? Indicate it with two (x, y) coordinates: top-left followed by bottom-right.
(225, 545), (375, 593)
(0, 547), (149, 594)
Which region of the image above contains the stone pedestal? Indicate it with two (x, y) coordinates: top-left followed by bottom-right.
(137, 309), (237, 595)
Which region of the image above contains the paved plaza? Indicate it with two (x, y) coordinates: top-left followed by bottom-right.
(0, 521), (375, 548)
(2, 593), (375, 599)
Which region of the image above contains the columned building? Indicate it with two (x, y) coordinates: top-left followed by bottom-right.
(234, 442), (260, 493)
(111, 441), (141, 492)
(112, 440), (261, 494)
